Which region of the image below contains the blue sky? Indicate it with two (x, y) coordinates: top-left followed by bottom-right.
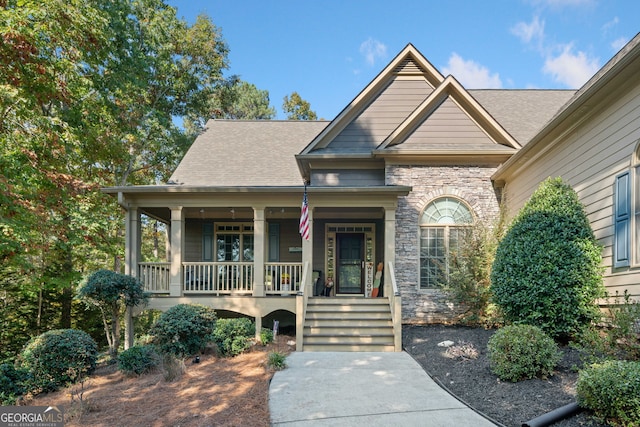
(167, 0), (639, 120)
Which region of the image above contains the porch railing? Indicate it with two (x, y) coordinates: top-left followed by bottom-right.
(388, 261), (402, 352)
(138, 262), (170, 293)
(136, 261), (302, 296)
(183, 262), (253, 295)
(264, 262), (303, 295)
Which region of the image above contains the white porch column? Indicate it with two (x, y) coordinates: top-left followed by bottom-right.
(124, 207), (141, 276)
(301, 207), (313, 290)
(169, 206), (184, 297)
(297, 207), (313, 352)
(384, 208), (396, 298)
(253, 207), (266, 297)
(124, 207), (140, 350)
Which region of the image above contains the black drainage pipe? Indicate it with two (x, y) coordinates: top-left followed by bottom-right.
(522, 401), (583, 427)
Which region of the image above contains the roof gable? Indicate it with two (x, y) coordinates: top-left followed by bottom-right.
(376, 75), (520, 155)
(300, 44), (444, 155)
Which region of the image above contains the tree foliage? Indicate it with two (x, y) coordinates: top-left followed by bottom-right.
(77, 270), (147, 358)
(282, 91), (317, 120)
(207, 77), (276, 120)
(490, 177), (605, 341)
(0, 0), (230, 362)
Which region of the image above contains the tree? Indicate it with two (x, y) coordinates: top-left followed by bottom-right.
(207, 78), (276, 120)
(0, 0), (230, 360)
(282, 91), (317, 120)
(77, 270), (147, 358)
(490, 177), (605, 341)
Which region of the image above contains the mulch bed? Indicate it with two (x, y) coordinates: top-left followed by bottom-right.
(403, 324), (607, 427)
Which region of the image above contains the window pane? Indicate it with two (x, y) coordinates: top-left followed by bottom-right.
(243, 234), (254, 262)
(420, 227), (446, 289)
(420, 197), (473, 225)
(217, 234), (240, 261)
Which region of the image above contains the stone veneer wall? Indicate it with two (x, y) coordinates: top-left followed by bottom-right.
(386, 164), (501, 324)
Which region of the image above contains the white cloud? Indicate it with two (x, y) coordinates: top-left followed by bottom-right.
(543, 44), (600, 88)
(442, 53), (502, 89)
(610, 37), (628, 52)
(601, 17), (619, 34)
(359, 38), (387, 66)
(511, 16), (545, 46)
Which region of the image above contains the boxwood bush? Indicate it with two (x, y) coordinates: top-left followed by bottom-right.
(19, 329), (98, 392)
(490, 177), (605, 341)
(213, 318), (255, 357)
(150, 304), (217, 357)
(577, 360), (640, 427)
(487, 324), (561, 382)
(117, 345), (160, 376)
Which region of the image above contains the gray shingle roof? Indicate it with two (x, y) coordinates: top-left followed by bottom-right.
(169, 120), (328, 186)
(469, 89), (576, 145)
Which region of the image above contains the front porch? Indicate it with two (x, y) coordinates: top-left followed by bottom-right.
(111, 187), (409, 351)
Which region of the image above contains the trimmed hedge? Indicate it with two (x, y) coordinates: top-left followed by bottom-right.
(117, 345), (160, 375)
(150, 304), (217, 357)
(487, 324), (561, 382)
(19, 329), (98, 392)
(577, 360), (640, 427)
(213, 318), (255, 357)
(490, 177), (605, 341)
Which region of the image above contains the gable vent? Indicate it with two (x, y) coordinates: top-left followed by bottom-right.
(394, 58), (425, 75)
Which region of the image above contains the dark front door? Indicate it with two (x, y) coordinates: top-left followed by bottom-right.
(337, 233), (364, 294)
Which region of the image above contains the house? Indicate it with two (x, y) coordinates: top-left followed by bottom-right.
(104, 35), (640, 351)
(493, 32), (640, 301)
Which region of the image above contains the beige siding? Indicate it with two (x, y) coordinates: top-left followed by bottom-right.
(328, 78), (433, 150)
(184, 219), (204, 262)
(400, 96), (495, 148)
(504, 83), (640, 298)
(311, 169), (385, 186)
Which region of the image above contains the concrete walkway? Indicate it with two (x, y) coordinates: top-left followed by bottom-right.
(269, 352), (497, 426)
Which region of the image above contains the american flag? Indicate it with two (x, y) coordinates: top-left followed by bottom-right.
(299, 189), (309, 240)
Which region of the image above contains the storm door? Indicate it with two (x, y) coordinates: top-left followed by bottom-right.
(336, 233), (364, 294)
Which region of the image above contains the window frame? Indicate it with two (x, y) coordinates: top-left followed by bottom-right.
(418, 197), (474, 290)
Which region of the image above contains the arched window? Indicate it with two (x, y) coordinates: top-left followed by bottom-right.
(419, 197), (473, 289)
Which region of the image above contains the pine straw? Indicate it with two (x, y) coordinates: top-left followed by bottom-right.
(25, 336), (294, 427)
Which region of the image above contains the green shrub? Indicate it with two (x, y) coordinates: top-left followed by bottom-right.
(213, 318), (255, 357)
(487, 324), (561, 382)
(117, 345), (160, 376)
(260, 328), (274, 345)
(607, 291), (640, 360)
(577, 360), (640, 427)
(267, 351), (286, 370)
(149, 304), (216, 357)
(0, 363), (31, 405)
(444, 222), (500, 326)
(491, 177), (605, 341)
(19, 329), (98, 392)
